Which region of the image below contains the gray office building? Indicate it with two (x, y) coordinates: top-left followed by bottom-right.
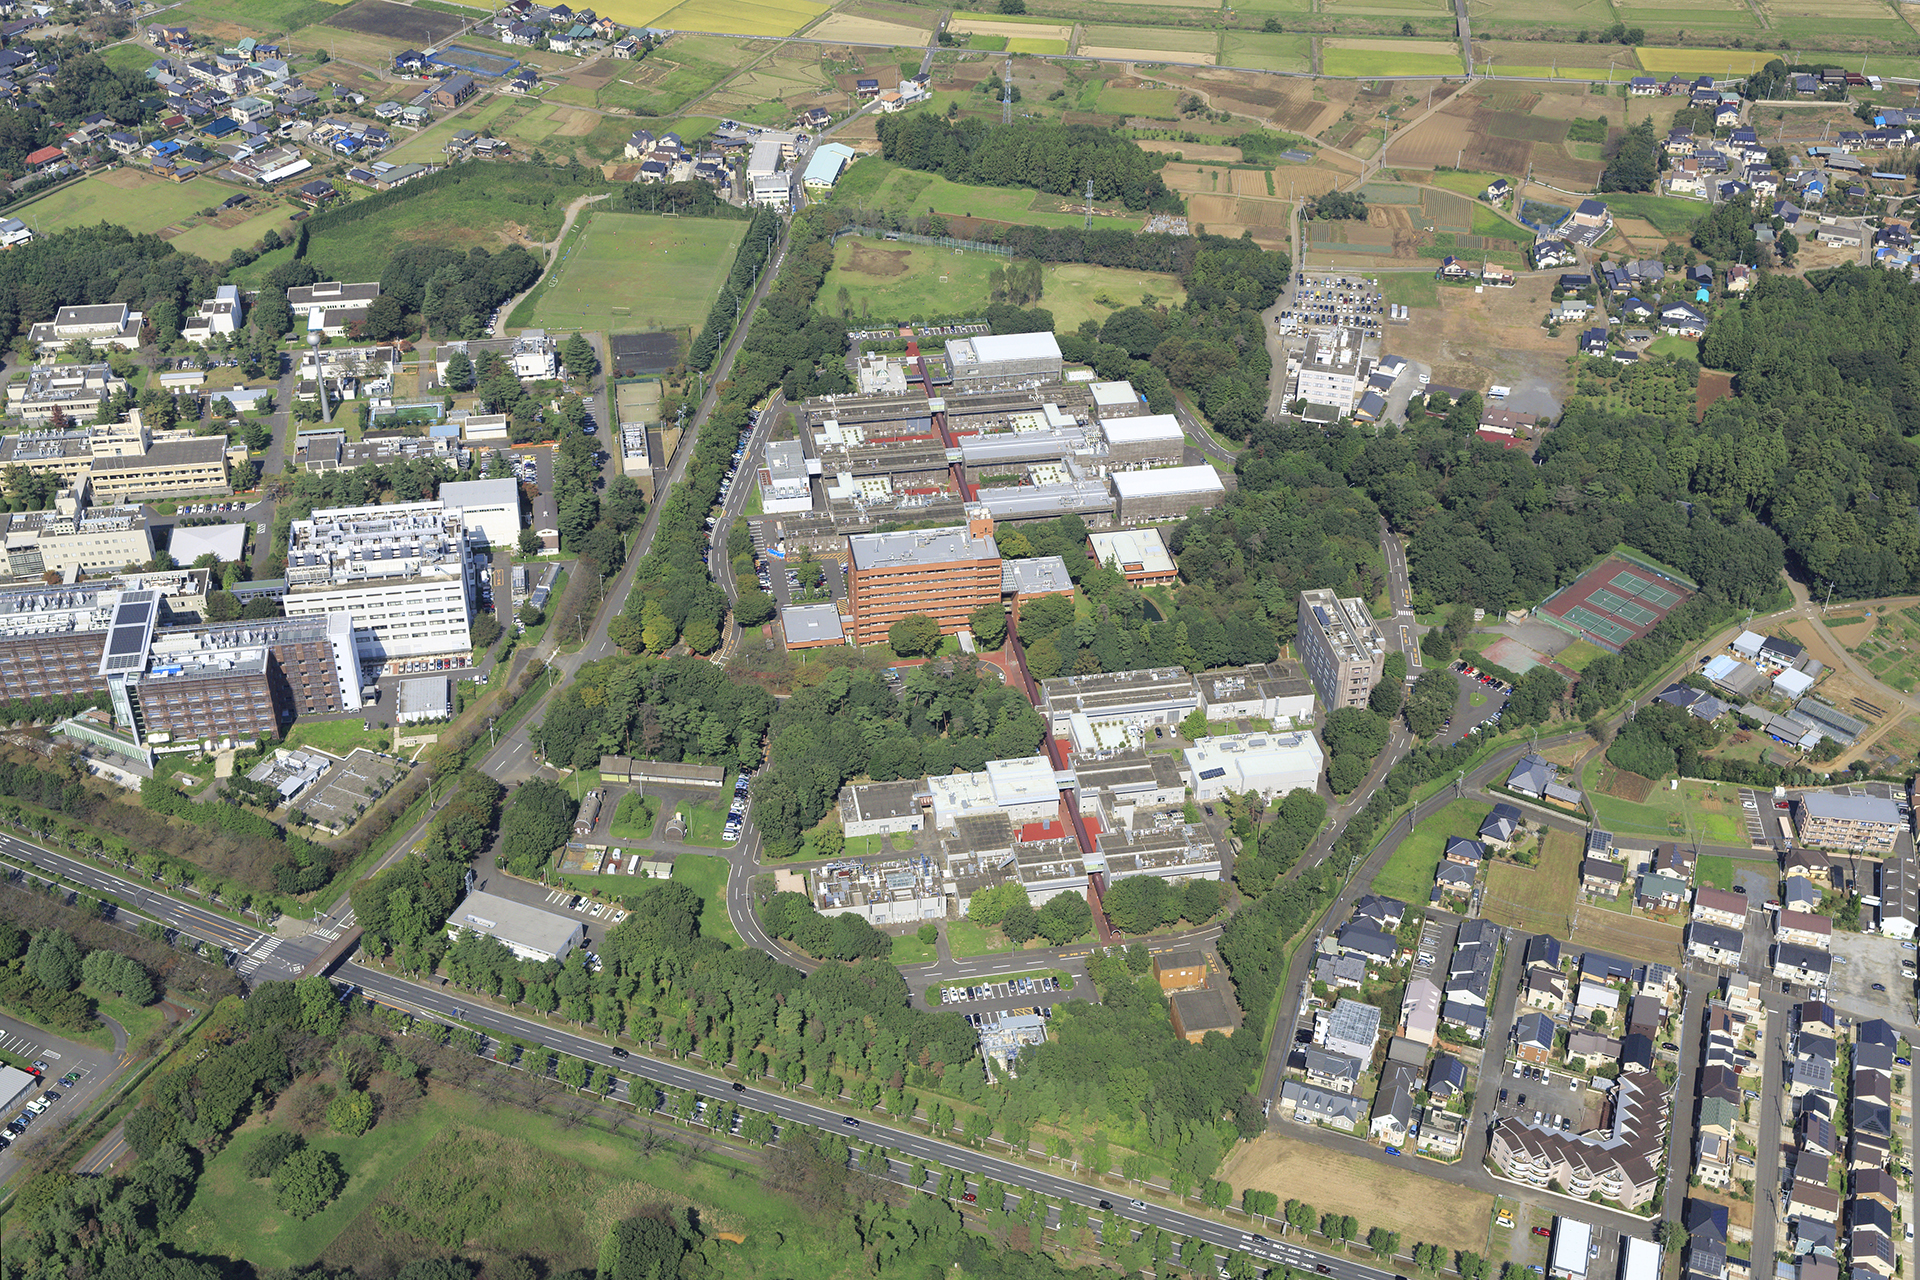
(1297, 587), (1386, 710)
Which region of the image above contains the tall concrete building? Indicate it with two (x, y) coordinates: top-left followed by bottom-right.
(1297, 587), (1386, 710)
(943, 332), (1063, 392)
(282, 501), (474, 663)
(845, 516), (1002, 646)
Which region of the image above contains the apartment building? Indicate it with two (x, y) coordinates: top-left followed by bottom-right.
(281, 501), (474, 662)
(1795, 792), (1904, 852)
(1487, 1068), (1668, 1208)
(1297, 587), (1386, 709)
(844, 517), (1002, 646)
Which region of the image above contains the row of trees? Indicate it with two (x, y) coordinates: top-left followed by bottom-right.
(877, 115), (1178, 211)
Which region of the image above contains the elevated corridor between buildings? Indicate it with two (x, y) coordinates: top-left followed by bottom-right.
(907, 339), (974, 503)
(1002, 600), (1114, 942)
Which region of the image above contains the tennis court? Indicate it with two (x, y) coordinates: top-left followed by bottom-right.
(1538, 555), (1694, 653)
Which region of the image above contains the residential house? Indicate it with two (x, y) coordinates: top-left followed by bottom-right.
(1654, 843), (1696, 882)
(1479, 803), (1522, 847)
(1370, 1061), (1419, 1146)
(1575, 978), (1621, 1021)
(1662, 301), (1708, 336)
(1582, 858), (1626, 898)
(1443, 836), (1486, 865)
(1300, 1047), (1363, 1094)
(1783, 871), (1822, 913)
(1565, 1030), (1621, 1071)
(1513, 1010), (1556, 1064)
(1335, 919), (1397, 965)
(1637, 871), (1690, 913)
(431, 74), (476, 109)
(1314, 952), (1366, 989)
(1435, 861), (1476, 896)
(1533, 239), (1577, 269)
(1322, 998), (1382, 1061)
(1427, 1053), (1467, 1099)
(1692, 888), (1747, 928)
(1525, 966), (1568, 1011)
(1580, 327), (1609, 356)
(1506, 753), (1555, 799)
(1788, 1183), (1842, 1225)
(1776, 909), (1832, 950)
(1775, 943), (1832, 987)
(1402, 976), (1442, 1048)
(1686, 921), (1744, 966)
(1277, 1080), (1365, 1132)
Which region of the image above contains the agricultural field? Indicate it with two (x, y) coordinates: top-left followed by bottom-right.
(595, 35), (758, 115)
(1322, 38), (1464, 77)
(1599, 191), (1710, 236)
(821, 239), (1186, 329)
(521, 210), (746, 335)
(827, 158), (1148, 230)
(321, 0), (469, 47)
(1766, 0), (1914, 43)
(14, 170), (262, 249)
(1612, 0), (1763, 32)
(1477, 39), (1642, 80)
(1078, 24), (1221, 64)
(167, 0), (350, 37)
(1633, 46), (1774, 76)
(644, 0), (828, 37)
(1568, 902), (1682, 965)
(1844, 604), (1920, 696)
(1095, 83), (1184, 115)
(1220, 32), (1313, 72)
(690, 42), (837, 124)
(1386, 85), (1606, 189)
(808, 7), (935, 45)
(1467, 0), (1615, 28)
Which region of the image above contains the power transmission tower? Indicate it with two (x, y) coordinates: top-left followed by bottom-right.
(1003, 57), (1012, 125)
(1084, 175), (1094, 231)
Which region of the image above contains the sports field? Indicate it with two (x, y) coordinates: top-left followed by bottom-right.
(523, 211), (746, 334)
(822, 239), (1186, 330)
(15, 170), (247, 242)
(1538, 555), (1694, 652)
(1322, 38), (1463, 77)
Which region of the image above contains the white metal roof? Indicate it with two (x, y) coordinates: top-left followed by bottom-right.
(1099, 413), (1184, 445)
(1109, 465), (1225, 498)
(1089, 379), (1137, 406)
(1551, 1220), (1592, 1279)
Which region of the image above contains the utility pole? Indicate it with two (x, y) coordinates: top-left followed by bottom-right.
(1003, 57), (1012, 126)
(1084, 174), (1094, 231)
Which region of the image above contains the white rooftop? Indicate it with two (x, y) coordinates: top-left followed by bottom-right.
(847, 524), (998, 571)
(1801, 791), (1902, 825)
(1089, 380), (1138, 407)
(169, 522), (246, 564)
(984, 754), (1063, 807)
(1110, 465), (1226, 498)
(948, 331), (1061, 368)
(1089, 528), (1175, 576)
(1551, 1220), (1592, 1280)
(1099, 413), (1184, 445)
(781, 601), (843, 645)
(439, 477), (520, 509)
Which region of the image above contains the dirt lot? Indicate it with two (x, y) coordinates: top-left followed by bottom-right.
(1828, 931), (1914, 1025)
(1388, 274), (1573, 408)
(1568, 905), (1683, 965)
(1222, 1136), (1494, 1255)
(1697, 370), (1734, 417)
(1135, 139), (1243, 162)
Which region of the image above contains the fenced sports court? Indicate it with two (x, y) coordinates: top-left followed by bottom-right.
(1537, 554), (1695, 653)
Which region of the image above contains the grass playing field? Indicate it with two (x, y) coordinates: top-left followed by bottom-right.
(822, 239), (1186, 329)
(13, 170), (265, 247)
(522, 211), (746, 334)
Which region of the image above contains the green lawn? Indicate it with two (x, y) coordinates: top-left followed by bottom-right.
(1647, 334), (1699, 359)
(280, 719), (392, 758)
(948, 917), (1021, 958)
(521, 211), (745, 335)
(890, 933), (938, 965)
(171, 199), (305, 261)
(1472, 205), (1531, 242)
(670, 853), (742, 946)
(1598, 191), (1709, 237)
(1375, 273), (1440, 308)
(1372, 797), (1490, 902)
(673, 795), (732, 849)
(1584, 769), (1747, 844)
(1554, 638), (1609, 671)
(1696, 855), (1736, 892)
(823, 238), (1184, 327)
(1427, 171), (1511, 198)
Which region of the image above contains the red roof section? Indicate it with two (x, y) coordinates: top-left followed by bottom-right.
(1019, 820), (1066, 843)
(25, 146), (62, 165)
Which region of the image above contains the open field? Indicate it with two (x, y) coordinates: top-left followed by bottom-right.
(1846, 604), (1920, 696)
(1224, 1136), (1494, 1256)
(1371, 797), (1488, 902)
(523, 211), (745, 333)
(1768, 0), (1913, 41)
(807, 11), (933, 43)
(948, 14), (1073, 40)
(1221, 32), (1314, 71)
(14, 170), (247, 244)
(694, 44), (835, 124)
(821, 239), (1186, 328)
(672, 853), (742, 947)
(595, 38), (751, 115)
(1097, 84), (1183, 114)
(1585, 766), (1747, 845)
(1599, 191), (1708, 236)
(1569, 903), (1682, 965)
(1482, 827), (1579, 935)
(1467, 0), (1614, 23)
(1081, 24), (1220, 52)
(168, 0), (350, 36)
(292, 168), (568, 281)
(644, 0), (826, 35)
(829, 158), (1146, 230)
(1323, 38), (1462, 77)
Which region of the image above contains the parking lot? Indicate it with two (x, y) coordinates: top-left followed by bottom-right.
(1414, 917), (1456, 977)
(1277, 272), (1384, 337)
(1490, 1057), (1602, 1136)
(1830, 931), (1918, 1021)
(0, 1014), (107, 1170)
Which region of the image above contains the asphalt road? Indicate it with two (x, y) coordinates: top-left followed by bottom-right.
(342, 961), (1397, 1280)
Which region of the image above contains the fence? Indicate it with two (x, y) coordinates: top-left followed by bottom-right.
(834, 225), (1014, 257)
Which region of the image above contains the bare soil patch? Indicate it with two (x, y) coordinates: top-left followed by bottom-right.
(326, 0), (465, 42)
(1594, 760), (1657, 803)
(1696, 370), (1733, 417)
(1569, 905), (1683, 965)
(1135, 139), (1243, 162)
(1222, 1136), (1493, 1255)
(846, 241), (911, 277)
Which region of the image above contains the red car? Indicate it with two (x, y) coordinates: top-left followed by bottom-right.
(963, 1192), (977, 1203)
(1533, 1227), (1552, 1238)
